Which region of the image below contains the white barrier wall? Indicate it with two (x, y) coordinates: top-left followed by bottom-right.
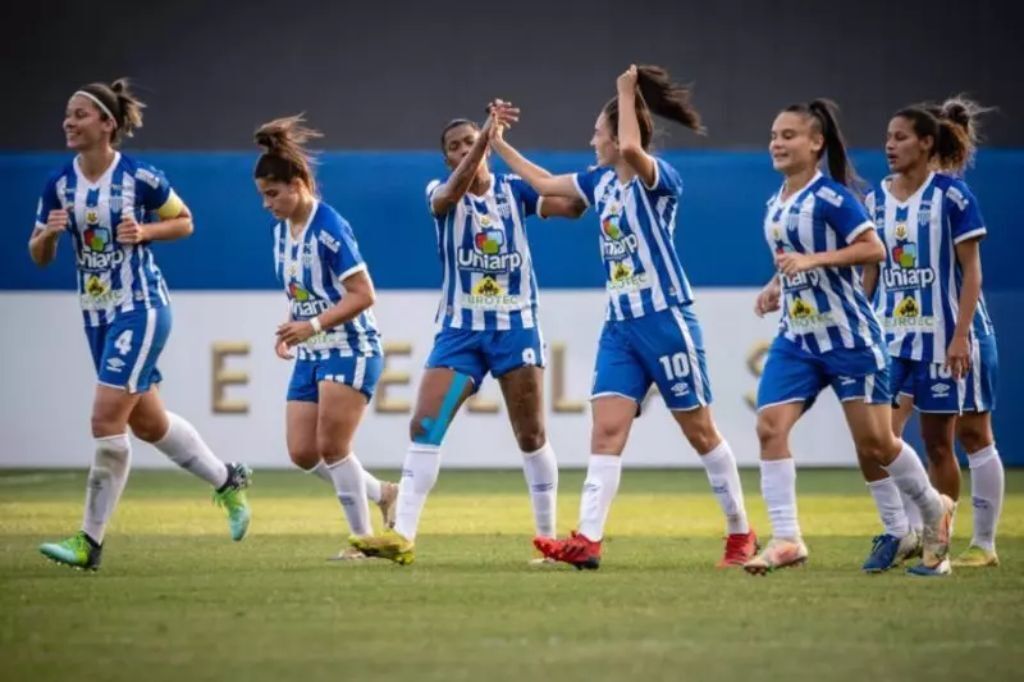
(0, 290), (858, 468)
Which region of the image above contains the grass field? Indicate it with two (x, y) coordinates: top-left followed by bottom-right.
(2, 468), (1022, 682)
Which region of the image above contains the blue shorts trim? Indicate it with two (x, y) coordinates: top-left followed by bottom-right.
(889, 356), (964, 414)
(425, 326), (545, 390)
(85, 306), (171, 394)
(757, 336), (890, 410)
(287, 353), (383, 403)
(591, 305), (712, 411)
(963, 333), (997, 413)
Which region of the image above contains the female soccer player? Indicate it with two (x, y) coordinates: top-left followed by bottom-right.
(30, 79), (252, 571)
(481, 64), (758, 570)
(254, 116), (395, 558)
(352, 107), (585, 566)
(859, 98), (1002, 571)
(746, 99), (954, 576)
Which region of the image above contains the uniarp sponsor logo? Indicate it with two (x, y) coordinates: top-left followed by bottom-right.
(457, 228), (523, 273)
(289, 282), (330, 317)
(884, 225), (935, 291)
(77, 226), (125, 271)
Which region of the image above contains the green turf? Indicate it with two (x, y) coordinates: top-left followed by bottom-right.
(2, 468), (1022, 682)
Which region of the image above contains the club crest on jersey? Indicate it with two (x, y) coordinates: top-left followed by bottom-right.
(458, 227), (522, 273)
(85, 209), (100, 225)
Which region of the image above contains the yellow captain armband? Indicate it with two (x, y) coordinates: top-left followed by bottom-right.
(155, 191), (187, 220)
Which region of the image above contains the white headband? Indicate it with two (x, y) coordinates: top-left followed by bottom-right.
(72, 90), (118, 128)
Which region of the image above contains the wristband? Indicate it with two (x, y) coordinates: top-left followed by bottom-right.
(310, 317), (323, 334)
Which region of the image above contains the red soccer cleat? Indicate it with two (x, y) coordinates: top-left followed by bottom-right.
(717, 528), (759, 568)
(533, 530), (602, 570)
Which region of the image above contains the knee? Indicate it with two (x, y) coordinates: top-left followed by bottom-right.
(91, 413), (123, 439)
(854, 432), (893, 465)
(289, 448), (321, 471)
(591, 419), (628, 454)
(921, 432), (955, 462)
(514, 422), (546, 453)
(316, 436), (345, 464)
(756, 415), (787, 451)
(680, 415), (720, 455)
(956, 425), (991, 455)
(128, 413), (169, 444)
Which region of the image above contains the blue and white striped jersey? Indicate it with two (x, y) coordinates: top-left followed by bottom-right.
(427, 173), (541, 331)
(573, 158), (693, 321)
(34, 152), (174, 327)
(273, 201), (381, 359)
(866, 172), (987, 362)
(764, 171), (885, 360)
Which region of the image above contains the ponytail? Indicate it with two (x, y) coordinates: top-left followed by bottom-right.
(602, 64), (705, 150)
(784, 99), (861, 188)
(922, 96), (992, 174)
(74, 77), (145, 145)
(253, 114), (322, 194)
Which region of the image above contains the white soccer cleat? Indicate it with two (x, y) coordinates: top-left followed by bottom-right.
(895, 529), (922, 564)
(743, 537), (808, 575)
(908, 494), (955, 577)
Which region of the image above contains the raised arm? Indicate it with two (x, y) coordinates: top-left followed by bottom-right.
(488, 101), (580, 199)
(538, 196), (586, 219)
(430, 114), (497, 216)
(615, 65), (658, 187)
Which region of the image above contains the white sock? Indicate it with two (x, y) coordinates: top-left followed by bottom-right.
(967, 444), (1004, 552)
(760, 458), (800, 540)
(899, 487), (924, 534)
(82, 434), (132, 544)
(305, 460), (333, 483)
(522, 442), (558, 538)
(882, 442), (944, 526)
(577, 454), (622, 541)
(306, 460), (382, 502)
(699, 440), (750, 535)
(152, 412), (229, 488)
(866, 478), (910, 538)
(326, 454), (373, 536)
(393, 444), (441, 540)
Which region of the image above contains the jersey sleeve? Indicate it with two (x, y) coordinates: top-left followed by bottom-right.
(946, 180), (987, 244)
(34, 174), (61, 231)
(821, 184), (874, 244)
(507, 175), (540, 218)
(426, 179), (448, 217)
(322, 216), (367, 281)
(134, 164), (175, 215)
(641, 157), (684, 198)
(572, 168), (603, 207)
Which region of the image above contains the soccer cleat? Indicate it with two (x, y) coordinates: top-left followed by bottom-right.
(39, 531), (102, 571)
(897, 530), (922, 563)
(350, 529), (415, 566)
(951, 545), (999, 568)
(213, 462), (253, 541)
(862, 534), (904, 573)
(743, 537), (808, 575)
(328, 546), (368, 561)
(908, 494), (954, 577)
(528, 545), (561, 567)
(717, 528), (759, 568)
(377, 481), (399, 529)
(533, 530), (602, 570)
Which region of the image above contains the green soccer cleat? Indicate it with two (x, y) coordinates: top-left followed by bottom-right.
(350, 529), (415, 566)
(213, 462), (253, 541)
(951, 545), (999, 568)
(39, 531), (102, 571)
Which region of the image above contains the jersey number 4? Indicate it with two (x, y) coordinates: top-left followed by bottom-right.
(114, 330), (133, 356)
